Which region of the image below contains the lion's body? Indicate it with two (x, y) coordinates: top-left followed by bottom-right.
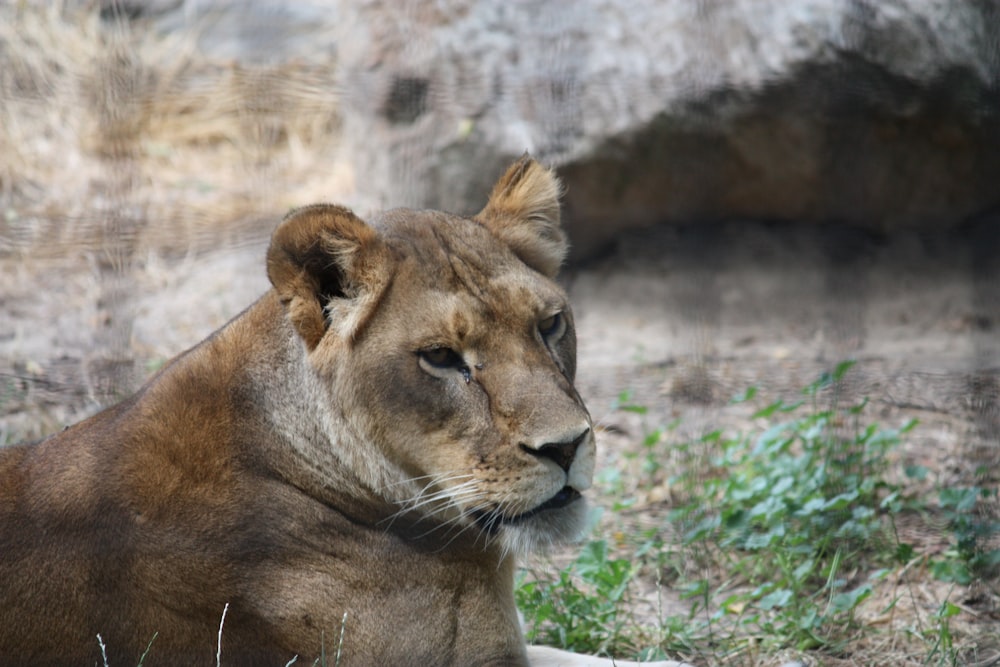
(0, 158), (686, 667)
(1, 292), (523, 665)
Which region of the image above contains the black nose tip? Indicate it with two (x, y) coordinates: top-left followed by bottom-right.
(522, 428), (590, 473)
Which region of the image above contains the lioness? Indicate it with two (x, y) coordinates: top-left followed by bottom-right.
(0, 157), (687, 666)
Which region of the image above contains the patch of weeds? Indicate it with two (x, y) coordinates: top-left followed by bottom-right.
(519, 361), (998, 664)
(517, 533), (640, 656)
(668, 362), (919, 652)
(923, 598), (962, 667)
(598, 389), (680, 509)
(517, 513), (694, 661)
(673, 363), (997, 662)
(930, 485), (1000, 585)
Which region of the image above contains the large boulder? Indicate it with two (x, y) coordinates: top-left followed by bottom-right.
(332, 0), (1000, 259)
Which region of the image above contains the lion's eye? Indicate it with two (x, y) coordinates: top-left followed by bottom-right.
(418, 347), (472, 383)
(538, 312), (565, 340)
(418, 346), (467, 370)
(419, 347), (461, 368)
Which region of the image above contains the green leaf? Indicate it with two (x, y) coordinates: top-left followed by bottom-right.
(731, 386), (758, 404)
(757, 588), (792, 610)
(768, 475), (794, 497)
(824, 491), (859, 511)
(798, 497), (827, 516)
(894, 542), (915, 564)
(642, 428), (663, 447)
(793, 559), (816, 582)
(832, 359), (857, 381)
(938, 601), (961, 619)
(929, 558), (972, 585)
(829, 585), (872, 614)
(797, 607), (819, 631)
(752, 399), (785, 419)
(940, 487), (979, 513)
(745, 527), (784, 550)
(972, 548), (1000, 569)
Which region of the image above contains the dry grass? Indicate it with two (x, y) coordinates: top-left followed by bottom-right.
(0, 1), (350, 433)
(0, 1), (347, 261)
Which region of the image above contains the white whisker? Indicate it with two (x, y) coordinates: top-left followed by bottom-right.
(400, 480), (479, 512)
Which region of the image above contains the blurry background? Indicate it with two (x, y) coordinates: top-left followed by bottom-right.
(1, 1), (999, 664)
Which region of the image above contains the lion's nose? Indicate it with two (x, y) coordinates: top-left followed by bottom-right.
(521, 427), (590, 473)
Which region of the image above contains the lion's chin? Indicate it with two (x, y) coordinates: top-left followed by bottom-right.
(474, 486), (582, 531)
(496, 493), (590, 558)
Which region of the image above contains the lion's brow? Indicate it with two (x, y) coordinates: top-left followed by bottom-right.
(428, 225), (497, 303)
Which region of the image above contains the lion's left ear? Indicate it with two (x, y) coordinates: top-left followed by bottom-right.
(476, 155), (567, 278)
(267, 204), (392, 349)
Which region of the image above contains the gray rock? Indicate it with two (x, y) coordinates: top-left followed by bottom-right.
(149, 0), (338, 65)
(332, 0), (1000, 259)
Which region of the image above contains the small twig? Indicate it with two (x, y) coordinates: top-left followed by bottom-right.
(335, 611), (348, 666)
(96, 633), (109, 667)
(137, 632), (158, 666)
(216, 602), (229, 667)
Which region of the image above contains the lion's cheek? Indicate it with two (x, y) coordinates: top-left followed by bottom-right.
(364, 387), (498, 486)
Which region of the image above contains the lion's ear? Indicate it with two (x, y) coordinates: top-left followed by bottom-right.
(476, 155), (567, 278)
(267, 204), (391, 349)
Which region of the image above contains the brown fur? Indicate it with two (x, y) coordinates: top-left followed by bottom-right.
(0, 157), (607, 666)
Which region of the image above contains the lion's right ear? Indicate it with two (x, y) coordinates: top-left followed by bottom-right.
(266, 204), (392, 350)
(476, 155), (567, 278)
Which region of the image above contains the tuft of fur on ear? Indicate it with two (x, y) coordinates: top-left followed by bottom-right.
(266, 204), (392, 350)
(476, 155), (568, 278)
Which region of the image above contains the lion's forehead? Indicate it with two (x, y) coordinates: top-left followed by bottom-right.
(372, 210), (571, 361)
(380, 208), (546, 287)
(405, 270), (564, 343)
(383, 230), (563, 309)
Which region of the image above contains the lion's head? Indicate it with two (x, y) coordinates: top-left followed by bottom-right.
(265, 156), (595, 556)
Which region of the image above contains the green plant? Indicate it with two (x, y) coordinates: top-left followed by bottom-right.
(930, 485), (1000, 585)
(923, 598), (962, 666)
(667, 362), (916, 651)
(517, 363), (998, 664)
(517, 535), (640, 656)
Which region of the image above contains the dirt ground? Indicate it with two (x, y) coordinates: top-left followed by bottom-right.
(572, 219), (1000, 481)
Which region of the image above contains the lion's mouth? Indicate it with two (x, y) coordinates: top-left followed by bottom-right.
(473, 486), (581, 534)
